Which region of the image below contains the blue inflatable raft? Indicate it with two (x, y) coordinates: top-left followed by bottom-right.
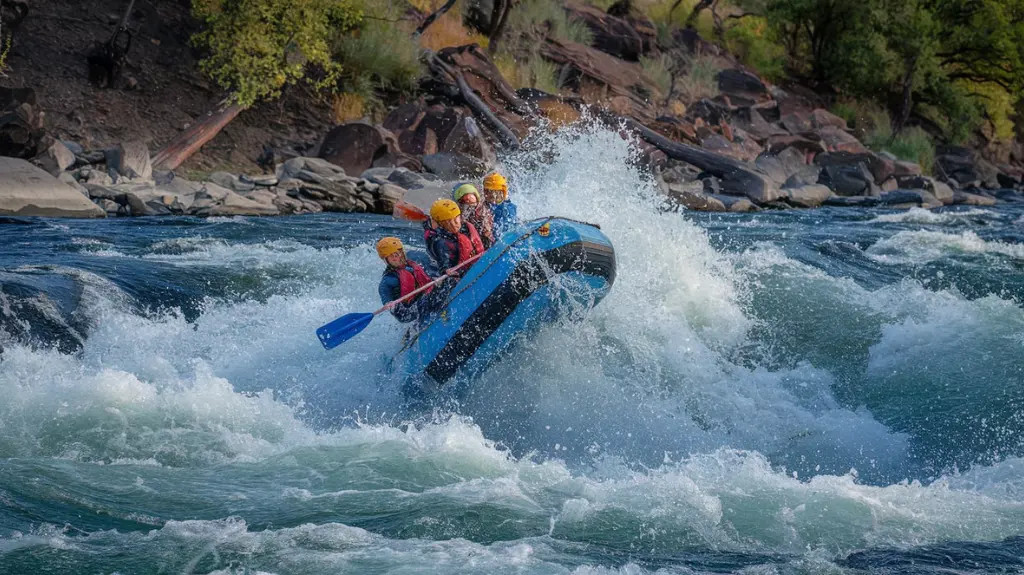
(392, 216), (616, 388)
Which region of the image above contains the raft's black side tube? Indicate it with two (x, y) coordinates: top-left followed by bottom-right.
(425, 240), (616, 383)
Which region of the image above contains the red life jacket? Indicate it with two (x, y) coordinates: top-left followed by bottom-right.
(455, 221), (485, 265)
(395, 261), (433, 297)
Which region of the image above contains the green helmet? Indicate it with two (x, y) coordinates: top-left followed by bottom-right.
(453, 183), (480, 203)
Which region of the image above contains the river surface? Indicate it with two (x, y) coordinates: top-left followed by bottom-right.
(2, 126), (1024, 574)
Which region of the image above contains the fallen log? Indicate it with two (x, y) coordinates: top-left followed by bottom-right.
(614, 115), (782, 203)
(429, 55), (520, 150)
(152, 103), (244, 170)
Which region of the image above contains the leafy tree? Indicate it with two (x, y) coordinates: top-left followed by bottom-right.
(191, 0), (363, 108)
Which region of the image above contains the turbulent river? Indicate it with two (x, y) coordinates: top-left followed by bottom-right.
(2, 126), (1024, 574)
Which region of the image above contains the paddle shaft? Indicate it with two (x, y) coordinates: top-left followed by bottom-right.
(376, 253), (483, 314)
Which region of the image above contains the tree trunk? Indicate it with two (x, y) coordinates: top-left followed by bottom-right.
(415, 0), (458, 36)
(891, 55), (917, 140)
(152, 103), (244, 170)
(685, 0), (714, 29)
(487, 0), (514, 55)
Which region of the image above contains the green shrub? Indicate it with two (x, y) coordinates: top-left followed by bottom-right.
(506, 0), (593, 47)
(886, 127), (936, 173)
(724, 16), (785, 81)
(678, 54), (720, 102)
(494, 52), (560, 93)
(640, 53), (673, 96)
(191, 0), (363, 108)
(333, 21), (424, 98)
(858, 106), (936, 173)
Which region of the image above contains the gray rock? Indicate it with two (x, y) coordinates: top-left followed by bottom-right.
(387, 168), (429, 190)
(277, 157), (307, 181)
(879, 189), (941, 208)
(783, 165), (822, 189)
(893, 160), (923, 177)
(97, 198), (121, 214)
(931, 178), (954, 205)
(243, 174), (279, 187)
(359, 167), (397, 184)
(125, 189), (186, 216)
(33, 140), (76, 175)
(360, 181), (380, 193)
(820, 163), (879, 196)
(75, 150), (107, 165)
(422, 152), (487, 180)
(755, 147), (807, 185)
(786, 184), (833, 208)
(702, 176), (721, 195)
(376, 183), (405, 212)
(953, 191), (998, 206)
(107, 141), (152, 181)
(302, 157), (347, 179)
(443, 117), (496, 167)
(85, 183), (128, 204)
(667, 182), (726, 211)
(153, 170), (176, 186)
(210, 171), (255, 192)
(190, 182), (279, 216)
(823, 195), (880, 207)
(61, 141), (85, 155)
(58, 171), (89, 196)
(241, 189), (278, 206)
(709, 194), (756, 212)
(0, 158), (106, 218)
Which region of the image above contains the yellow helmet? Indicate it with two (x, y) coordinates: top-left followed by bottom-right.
(376, 237), (404, 259)
(430, 199), (462, 222)
(483, 172), (507, 192)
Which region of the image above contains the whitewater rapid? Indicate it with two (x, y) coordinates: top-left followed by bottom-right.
(1, 123), (1023, 573)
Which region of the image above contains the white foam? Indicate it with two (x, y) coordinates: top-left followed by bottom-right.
(872, 207), (995, 225)
(866, 230), (1024, 264)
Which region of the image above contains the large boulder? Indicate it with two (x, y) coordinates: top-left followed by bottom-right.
(814, 126), (867, 153)
(0, 157), (105, 218)
(125, 186), (191, 216)
(786, 184), (833, 208)
(0, 88), (46, 159)
(443, 116), (497, 166)
(106, 141), (152, 181)
(935, 147), (981, 187)
(755, 147), (808, 185)
(190, 182), (279, 216)
(32, 140), (76, 176)
(716, 69), (771, 107)
(819, 162), (879, 196)
(893, 160), (923, 177)
(731, 108), (788, 143)
(709, 193), (756, 212)
(318, 122), (399, 176)
(764, 134), (826, 157)
(564, 2), (651, 61)
(814, 151), (894, 185)
(422, 152), (488, 180)
(879, 189), (941, 208)
(666, 182), (727, 211)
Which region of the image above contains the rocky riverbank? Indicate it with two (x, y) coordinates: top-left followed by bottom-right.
(3, 6), (1024, 218)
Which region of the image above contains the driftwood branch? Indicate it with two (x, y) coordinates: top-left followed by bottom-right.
(152, 102), (245, 170)
(613, 114), (774, 198)
(415, 0), (458, 35)
(430, 55), (520, 149)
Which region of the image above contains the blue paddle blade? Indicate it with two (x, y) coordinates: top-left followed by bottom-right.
(316, 312), (374, 350)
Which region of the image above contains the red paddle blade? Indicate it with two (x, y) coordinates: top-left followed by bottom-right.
(393, 200), (427, 222)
